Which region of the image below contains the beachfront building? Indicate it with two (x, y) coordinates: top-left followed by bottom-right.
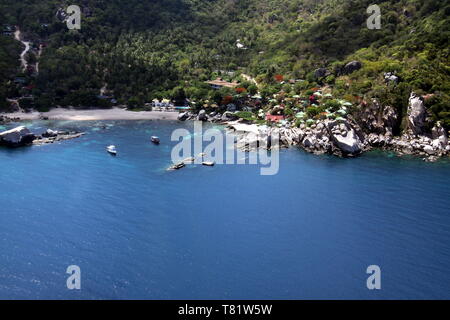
(151, 99), (176, 111)
(205, 78), (239, 90)
(152, 99), (173, 107)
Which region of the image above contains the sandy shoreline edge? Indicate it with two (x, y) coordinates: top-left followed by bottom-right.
(1, 108), (180, 121)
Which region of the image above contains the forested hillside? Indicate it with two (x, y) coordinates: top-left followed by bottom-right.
(0, 0), (449, 127)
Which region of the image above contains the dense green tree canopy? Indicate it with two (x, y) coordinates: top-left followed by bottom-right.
(0, 0), (448, 126)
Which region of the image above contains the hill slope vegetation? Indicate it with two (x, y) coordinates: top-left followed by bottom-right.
(0, 0), (449, 127)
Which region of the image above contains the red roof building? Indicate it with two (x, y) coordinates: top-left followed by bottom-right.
(265, 113), (285, 122)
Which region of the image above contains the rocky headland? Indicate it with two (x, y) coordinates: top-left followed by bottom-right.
(0, 126), (84, 148)
(178, 92), (449, 162)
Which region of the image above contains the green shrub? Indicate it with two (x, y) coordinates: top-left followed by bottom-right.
(235, 111), (254, 120)
(323, 100), (341, 112)
(306, 106), (320, 118)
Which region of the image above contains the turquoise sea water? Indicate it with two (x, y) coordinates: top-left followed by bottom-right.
(0, 120), (449, 299)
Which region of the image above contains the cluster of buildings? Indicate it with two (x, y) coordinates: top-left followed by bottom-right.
(203, 77), (287, 122)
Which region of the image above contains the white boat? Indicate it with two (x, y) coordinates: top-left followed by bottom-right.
(183, 157), (195, 163)
(106, 145), (117, 155)
(167, 162), (185, 170)
(202, 161), (215, 166)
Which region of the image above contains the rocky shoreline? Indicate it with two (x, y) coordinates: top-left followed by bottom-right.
(1, 93), (449, 162)
(0, 115), (21, 124)
(0, 126), (84, 147)
(178, 92), (449, 162)
(33, 129), (85, 146)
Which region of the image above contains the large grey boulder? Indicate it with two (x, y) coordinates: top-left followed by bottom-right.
(407, 92), (426, 135)
(302, 136), (315, 148)
(327, 120), (363, 156)
(343, 61), (362, 74)
(0, 126), (36, 147)
(197, 110), (208, 122)
(221, 111), (238, 121)
(42, 129), (58, 138)
(384, 72), (399, 85)
(209, 113), (223, 122)
(314, 68), (330, 79)
(177, 112), (189, 121)
(431, 121), (448, 149)
(423, 145), (435, 155)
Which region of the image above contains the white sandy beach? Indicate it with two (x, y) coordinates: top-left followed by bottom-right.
(2, 107), (180, 121)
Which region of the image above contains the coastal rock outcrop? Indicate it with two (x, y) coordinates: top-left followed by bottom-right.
(0, 126), (36, 147)
(0, 125), (85, 147)
(297, 122), (332, 155)
(431, 121), (448, 148)
(388, 133), (449, 160)
(42, 129), (58, 138)
(327, 120), (364, 156)
(294, 118), (366, 157)
(359, 100), (397, 134)
(0, 115), (21, 124)
(407, 92), (427, 135)
(228, 119), (366, 157)
(381, 105), (398, 135)
(33, 130), (85, 145)
(195, 91), (448, 161)
(354, 96), (449, 160)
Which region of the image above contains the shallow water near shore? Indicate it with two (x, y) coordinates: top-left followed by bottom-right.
(0, 120), (449, 299)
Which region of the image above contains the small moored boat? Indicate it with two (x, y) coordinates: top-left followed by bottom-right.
(167, 162), (185, 170)
(183, 157), (195, 163)
(202, 161), (215, 166)
(106, 145), (117, 155)
(151, 136), (160, 144)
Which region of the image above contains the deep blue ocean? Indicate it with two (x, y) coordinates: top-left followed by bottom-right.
(0, 120), (449, 299)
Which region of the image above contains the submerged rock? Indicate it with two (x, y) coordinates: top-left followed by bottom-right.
(0, 126), (36, 147)
(42, 129), (58, 138)
(33, 131), (84, 145)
